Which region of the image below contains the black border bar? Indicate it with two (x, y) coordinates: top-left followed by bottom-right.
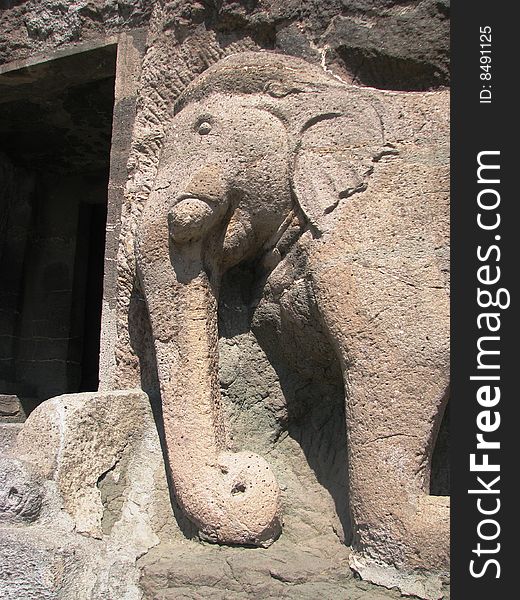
(451, 3), (517, 598)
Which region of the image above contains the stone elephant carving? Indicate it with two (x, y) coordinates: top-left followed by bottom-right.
(136, 51), (449, 588)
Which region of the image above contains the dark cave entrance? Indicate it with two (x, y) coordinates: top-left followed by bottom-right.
(0, 45), (117, 414)
(431, 397), (450, 496)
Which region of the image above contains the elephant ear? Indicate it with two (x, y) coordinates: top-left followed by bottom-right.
(292, 109), (385, 235)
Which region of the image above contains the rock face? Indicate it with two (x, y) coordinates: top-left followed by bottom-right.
(138, 541), (400, 600)
(0, 1), (449, 88)
(0, 2), (450, 600)
(0, 0), (152, 63)
(1, 389), (181, 600)
(0, 395), (25, 422)
(0, 456), (42, 523)
(16, 390), (153, 537)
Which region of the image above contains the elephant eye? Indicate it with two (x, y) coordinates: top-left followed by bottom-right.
(197, 121), (212, 135)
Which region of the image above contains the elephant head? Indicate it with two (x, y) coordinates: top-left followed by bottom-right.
(135, 52), (386, 547)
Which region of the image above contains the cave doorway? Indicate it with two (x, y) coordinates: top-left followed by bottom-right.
(0, 44), (117, 414)
(431, 397), (450, 496)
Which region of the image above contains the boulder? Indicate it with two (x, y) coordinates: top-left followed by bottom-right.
(15, 389), (153, 538)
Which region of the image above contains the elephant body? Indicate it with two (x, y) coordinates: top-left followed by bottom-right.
(136, 51), (449, 593)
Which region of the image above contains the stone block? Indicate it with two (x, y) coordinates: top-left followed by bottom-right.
(15, 389), (152, 538)
(0, 394), (25, 423)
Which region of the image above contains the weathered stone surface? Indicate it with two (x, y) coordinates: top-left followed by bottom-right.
(0, 0), (151, 64)
(112, 1), (450, 400)
(1, 384), (427, 600)
(0, 526), (96, 600)
(0, 422), (22, 454)
(0, 530), (65, 600)
(139, 540), (420, 600)
(1, 0), (449, 89)
(0, 394), (24, 422)
(3, 388), (185, 599)
(0, 2), (450, 599)
(317, 0), (450, 89)
(15, 389), (152, 537)
(0, 456), (43, 523)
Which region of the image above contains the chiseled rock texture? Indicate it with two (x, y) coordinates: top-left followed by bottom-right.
(0, 0), (151, 62)
(0, 456), (42, 523)
(1, 390), (181, 600)
(0, 527), (94, 600)
(15, 390), (152, 536)
(0, 0), (449, 91)
(138, 541), (406, 600)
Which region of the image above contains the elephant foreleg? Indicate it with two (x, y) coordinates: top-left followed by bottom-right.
(310, 253), (450, 597)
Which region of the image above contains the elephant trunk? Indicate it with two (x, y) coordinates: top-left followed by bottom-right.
(138, 237), (281, 547)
